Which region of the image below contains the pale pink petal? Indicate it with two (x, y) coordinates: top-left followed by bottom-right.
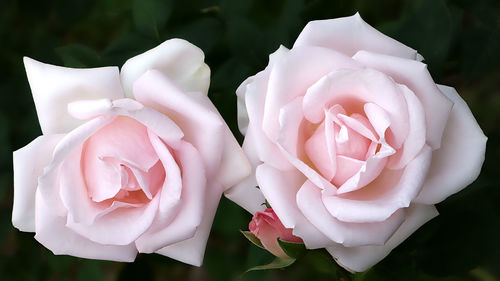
(303, 69), (408, 148)
(135, 141), (207, 253)
(305, 122), (336, 180)
(415, 85), (487, 204)
(256, 164), (333, 249)
(353, 51), (453, 149)
(278, 97), (305, 158)
(293, 13), (418, 60)
(324, 145), (432, 223)
(240, 60), (292, 170)
(133, 70), (224, 178)
(332, 156), (364, 187)
(12, 134), (64, 232)
(38, 115), (116, 217)
(237, 45), (289, 135)
(264, 46), (361, 140)
(83, 116), (159, 202)
(59, 145), (110, 225)
(337, 142), (394, 194)
(296, 180), (405, 247)
(224, 128), (267, 214)
(155, 181), (222, 267)
(34, 190), (138, 262)
(326, 204), (439, 272)
(23, 57), (124, 134)
(121, 39), (210, 98)
(387, 85), (427, 169)
(60, 145), (160, 246)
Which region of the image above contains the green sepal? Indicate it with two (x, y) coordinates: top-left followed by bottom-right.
(240, 230), (265, 249)
(244, 257), (296, 273)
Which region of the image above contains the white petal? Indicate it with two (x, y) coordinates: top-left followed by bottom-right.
(34, 189), (138, 262)
(326, 204), (438, 272)
(12, 135), (64, 232)
(224, 126), (267, 214)
(415, 85), (487, 204)
(155, 182), (222, 266)
(121, 39), (210, 98)
(23, 57), (124, 134)
(294, 13), (418, 60)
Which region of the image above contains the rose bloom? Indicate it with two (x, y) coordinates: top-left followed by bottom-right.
(225, 14), (487, 271)
(12, 39), (250, 265)
(249, 208), (303, 258)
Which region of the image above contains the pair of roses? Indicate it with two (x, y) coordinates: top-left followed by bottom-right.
(12, 14), (486, 272)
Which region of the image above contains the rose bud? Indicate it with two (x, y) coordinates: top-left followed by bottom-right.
(249, 208), (303, 258)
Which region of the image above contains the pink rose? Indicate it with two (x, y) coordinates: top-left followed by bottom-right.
(12, 39), (250, 266)
(249, 208), (303, 258)
(225, 14), (487, 272)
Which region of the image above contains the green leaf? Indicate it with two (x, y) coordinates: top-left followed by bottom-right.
(241, 230), (265, 249)
(55, 44), (101, 68)
(277, 239), (306, 259)
(132, 0), (172, 39)
(245, 257), (295, 273)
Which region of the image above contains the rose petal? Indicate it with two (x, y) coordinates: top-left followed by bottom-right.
(304, 69), (409, 148)
(256, 164), (335, 249)
(38, 115), (117, 217)
(237, 45), (289, 136)
(135, 141), (207, 253)
(326, 203), (438, 272)
(12, 134), (64, 232)
(296, 180), (405, 247)
(61, 145), (160, 246)
(387, 85), (426, 169)
(121, 39), (210, 98)
(23, 57), (124, 134)
(353, 50), (453, 149)
(324, 145), (432, 223)
(294, 13), (418, 60)
(224, 127), (267, 214)
(83, 116), (159, 202)
(240, 59), (292, 170)
(155, 181), (221, 267)
(133, 70), (224, 178)
(264, 46), (361, 141)
(415, 85), (487, 204)
(34, 189), (138, 262)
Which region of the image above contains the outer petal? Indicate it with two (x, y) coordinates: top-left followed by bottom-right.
(12, 135), (64, 232)
(121, 39), (210, 98)
(237, 45), (289, 136)
(293, 13), (418, 60)
(224, 127), (267, 214)
(296, 180), (405, 247)
(263, 46), (360, 142)
(256, 164), (336, 249)
(23, 57), (124, 134)
(415, 85), (487, 204)
(326, 204), (439, 272)
(133, 70), (224, 179)
(353, 51), (453, 149)
(135, 141), (206, 253)
(155, 182), (222, 267)
(34, 189), (138, 262)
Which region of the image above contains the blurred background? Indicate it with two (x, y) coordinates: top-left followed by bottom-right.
(0, 0), (499, 280)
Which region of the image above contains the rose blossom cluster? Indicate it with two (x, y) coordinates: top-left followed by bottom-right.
(12, 13), (486, 272)
(227, 13), (487, 271)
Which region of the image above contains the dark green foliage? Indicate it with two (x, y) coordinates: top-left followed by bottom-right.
(0, 0), (499, 280)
